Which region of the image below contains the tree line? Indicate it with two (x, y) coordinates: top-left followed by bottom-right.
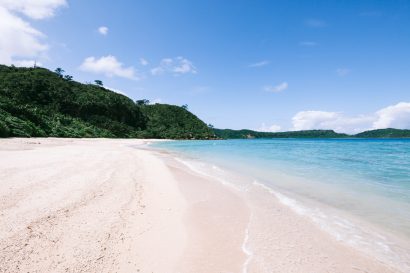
(0, 65), (215, 139)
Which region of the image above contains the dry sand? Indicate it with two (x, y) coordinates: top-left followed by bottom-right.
(0, 138), (401, 273)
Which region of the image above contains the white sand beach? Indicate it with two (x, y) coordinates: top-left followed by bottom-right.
(0, 138), (401, 273)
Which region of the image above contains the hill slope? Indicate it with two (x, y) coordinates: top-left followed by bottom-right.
(140, 104), (213, 139)
(354, 128), (410, 138)
(0, 65), (214, 139)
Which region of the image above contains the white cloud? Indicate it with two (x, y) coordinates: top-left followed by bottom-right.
(151, 57), (197, 76)
(300, 41), (318, 47)
(292, 110), (338, 131)
(258, 123), (282, 132)
(140, 57), (148, 66)
(336, 68), (350, 77)
(0, 7), (47, 64)
(291, 102), (410, 134)
(0, 0), (67, 20)
(98, 26), (108, 35)
(79, 55), (138, 80)
(249, 60), (270, 67)
(0, 0), (66, 66)
(373, 102), (410, 129)
(264, 82), (288, 93)
(305, 19), (326, 28)
(173, 57), (197, 74)
(151, 58), (171, 75)
(292, 111), (372, 133)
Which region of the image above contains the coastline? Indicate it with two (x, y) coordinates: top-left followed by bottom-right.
(168, 152), (403, 273)
(0, 138), (402, 272)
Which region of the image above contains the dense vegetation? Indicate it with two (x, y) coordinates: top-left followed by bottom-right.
(140, 104), (214, 139)
(213, 129), (349, 139)
(0, 65), (214, 139)
(354, 128), (410, 138)
(1, 65), (408, 140)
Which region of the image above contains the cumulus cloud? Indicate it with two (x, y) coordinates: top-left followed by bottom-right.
(336, 68), (350, 77)
(98, 26), (108, 35)
(373, 102), (410, 129)
(292, 111), (338, 131)
(151, 58), (171, 75)
(0, 0), (67, 20)
(258, 123), (282, 132)
(249, 60), (270, 67)
(264, 82), (288, 93)
(291, 102), (410, 134)
(0, 7), (47, 64)
(79, 55), (138, 80)
(139, 58), (148, 66)
(174, 57), (196, 74)
(0, 0), (66, 66)
(292, 111), (373, 133)
(151, 57), (197, 76)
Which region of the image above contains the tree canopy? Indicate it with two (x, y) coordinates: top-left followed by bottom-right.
(0, 65), (215, 139)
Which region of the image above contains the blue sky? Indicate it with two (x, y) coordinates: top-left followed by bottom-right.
(1, 0), (410, 133)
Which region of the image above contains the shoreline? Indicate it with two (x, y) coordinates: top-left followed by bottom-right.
(169, 152), (403, 273)
(154, 139), (410, 272)
(0, 138), (403, 272)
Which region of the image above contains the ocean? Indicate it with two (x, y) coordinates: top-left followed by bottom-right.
(153, 138), (410, 271)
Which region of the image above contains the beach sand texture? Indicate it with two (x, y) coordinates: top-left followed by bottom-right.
(0, 138), (400, 273)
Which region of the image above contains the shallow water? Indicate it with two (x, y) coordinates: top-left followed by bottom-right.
(153, 138), (410, 271)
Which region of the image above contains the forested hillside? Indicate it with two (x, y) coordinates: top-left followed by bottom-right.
(0, 65), (214, 139)
(354, 128), (410, 138)
(140, 104), (213, 139)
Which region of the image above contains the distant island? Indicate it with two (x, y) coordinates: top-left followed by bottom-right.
(0, 65), (409, 140)
(213, 128), (410, 139)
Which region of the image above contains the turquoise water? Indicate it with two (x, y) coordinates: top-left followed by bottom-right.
(154, 139), (410, 252)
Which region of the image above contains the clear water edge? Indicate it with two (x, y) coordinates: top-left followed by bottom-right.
(151, 139), (410, 272)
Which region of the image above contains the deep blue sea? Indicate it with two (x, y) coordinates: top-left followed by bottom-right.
(153, 138), (410, 269)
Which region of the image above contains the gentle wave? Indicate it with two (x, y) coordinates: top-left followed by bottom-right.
(173, 156), (253, 273)
(155, 139), (410, 272)
(251, 181), (409, 271)
(173, 154), (410, 272)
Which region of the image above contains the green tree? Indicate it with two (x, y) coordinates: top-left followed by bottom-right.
(0, 120), (10, 137)
(136, 99), (150, 105)
(64, 75), (73, 81)
(94, 80), (103, 86)
(54, 68), (65, 78)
